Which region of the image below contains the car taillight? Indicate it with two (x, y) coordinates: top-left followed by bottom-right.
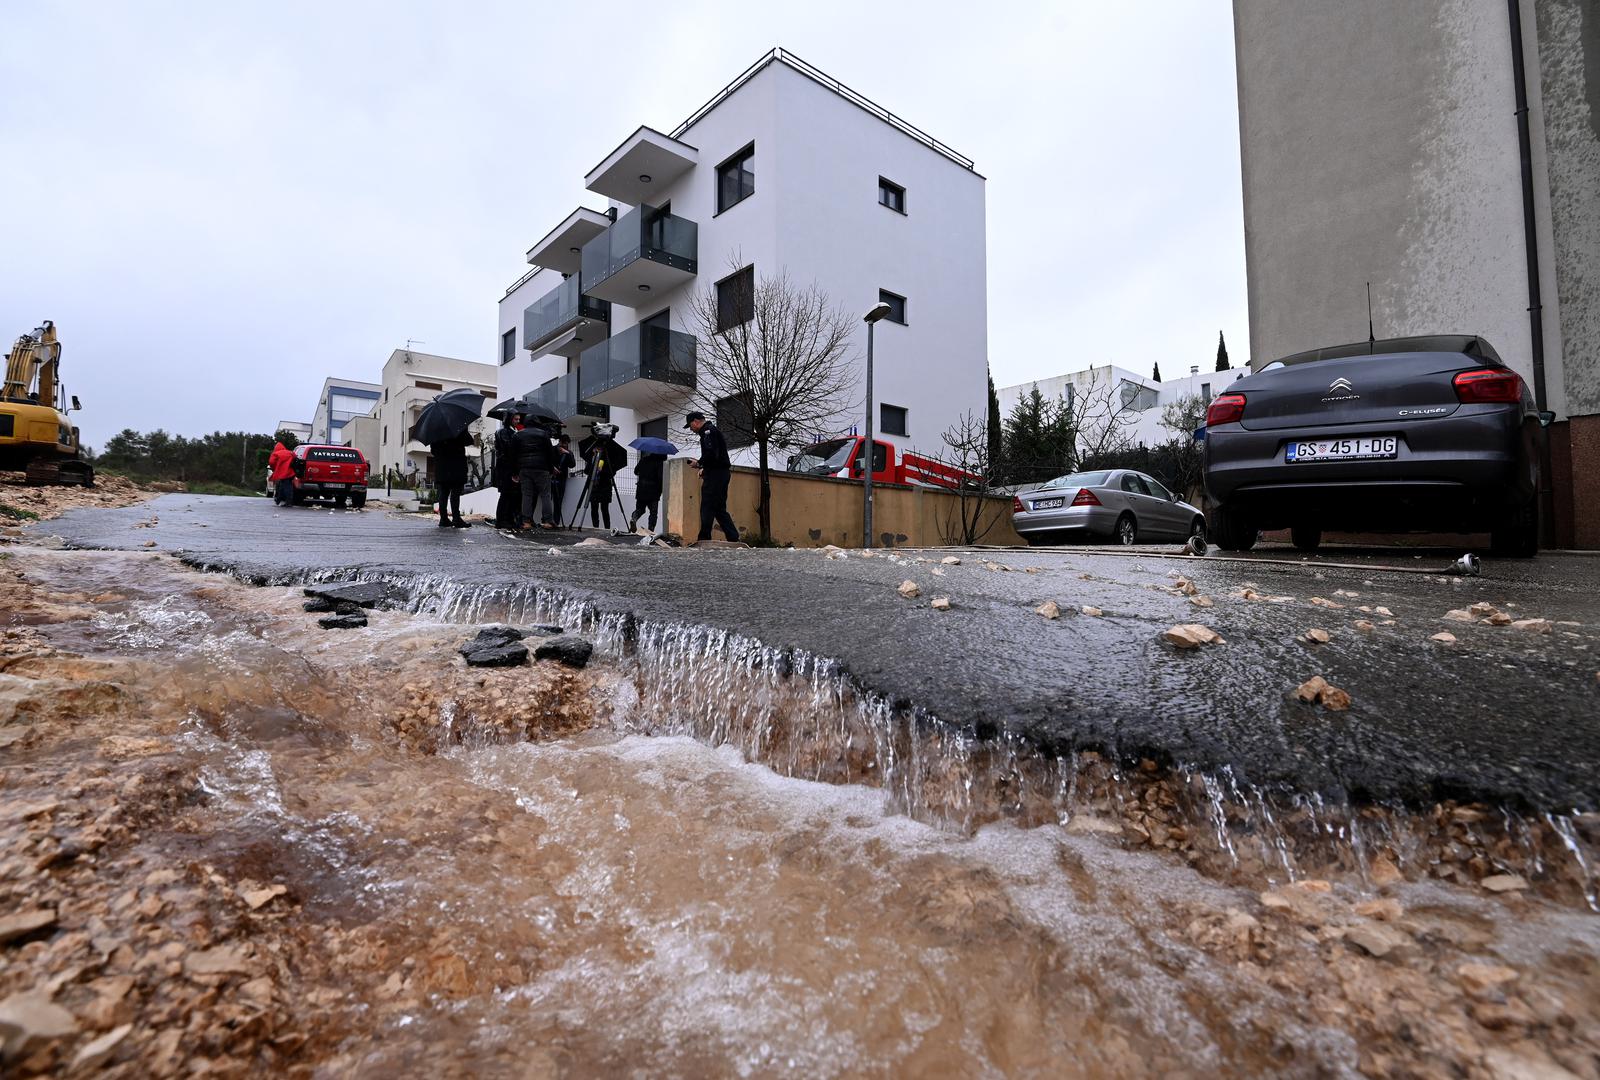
(1206, 393), (1247, 426)
(1012, 496), (1024, 513)
(1071, 488), (1101, 507)
(1453, 368), (1523, 404)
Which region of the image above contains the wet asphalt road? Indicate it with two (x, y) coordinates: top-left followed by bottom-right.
(34, 495), (1600, 811)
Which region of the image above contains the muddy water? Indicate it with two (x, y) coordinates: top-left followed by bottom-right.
(5, 549), (1600, 1077)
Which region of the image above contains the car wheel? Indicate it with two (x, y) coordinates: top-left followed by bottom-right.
(1209, 504), (1257, 552)
(1189, 517), (1207, 544)
(1115, 513), (1137, 546)
(351, 492), (367, 510)
(1291, 524), (1322, 552)
(1490, 497), (1539, 558)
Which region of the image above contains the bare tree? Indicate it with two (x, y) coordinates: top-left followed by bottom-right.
(1069, 378), (1143, 465)
(935, 410), (1009, 545)
(685, 260), (859, 541)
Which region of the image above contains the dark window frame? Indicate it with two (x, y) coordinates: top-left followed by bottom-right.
(878, 289), (907, 325)
(501, 327), (516, 365)
(878, 176), (906, 214)
(880, 403), (909, 437)
(414, 380), (444, 391)
(714, 142), (756, 215)
(715, 265), (755, 332)
(639, 416), (669, 441)
(715, 391), (756, 450)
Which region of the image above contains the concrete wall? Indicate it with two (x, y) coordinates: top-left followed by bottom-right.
(660, 459), (1022, 549)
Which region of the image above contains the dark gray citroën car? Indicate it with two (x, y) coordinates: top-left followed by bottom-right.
(1202, 335), (1549, 557)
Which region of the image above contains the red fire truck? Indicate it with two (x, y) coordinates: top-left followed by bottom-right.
(786, 436), (979, 491)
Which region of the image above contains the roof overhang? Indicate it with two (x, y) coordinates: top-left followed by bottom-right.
(525, 208), (613, 274)
(529, 327), (580, 360)
(584, 126), (697, 205)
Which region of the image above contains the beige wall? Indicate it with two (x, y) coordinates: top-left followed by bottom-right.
(339, 413), (380, 469)
(661, 460), (1022, 548)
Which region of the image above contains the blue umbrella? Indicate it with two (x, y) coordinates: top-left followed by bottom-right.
(629, 437), (680, 456)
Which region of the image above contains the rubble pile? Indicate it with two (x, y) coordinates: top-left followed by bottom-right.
(0, 472), (152, 522)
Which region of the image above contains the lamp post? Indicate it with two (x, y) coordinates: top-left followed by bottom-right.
(861, 301), (893, 548)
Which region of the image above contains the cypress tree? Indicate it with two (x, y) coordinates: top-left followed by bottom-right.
(1216, 331), (1231, 372)
(1152, 362), (1163, 383)
(986, 372), (1004, 480)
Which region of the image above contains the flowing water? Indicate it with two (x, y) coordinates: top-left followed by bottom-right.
(5, 548), (1600, 1077)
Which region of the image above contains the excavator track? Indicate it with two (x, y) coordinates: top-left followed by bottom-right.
(24, 457), (94, 487)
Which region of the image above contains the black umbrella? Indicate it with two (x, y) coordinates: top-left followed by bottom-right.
(410, 387), (486, 445)
(486, 397), (524, 421)
(516, 397), (562, 427)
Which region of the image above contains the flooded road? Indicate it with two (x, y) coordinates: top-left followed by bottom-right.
(3, 547), (1600, 1077)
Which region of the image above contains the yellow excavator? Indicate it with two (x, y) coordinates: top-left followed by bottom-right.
(1, 321), (94, 486)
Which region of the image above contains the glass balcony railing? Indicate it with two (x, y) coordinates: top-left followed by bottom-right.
(522, 274), (610, 351)
(577, 323), (697, 400)
(580, 205), (698, 295)
(523, 372), (609, 423)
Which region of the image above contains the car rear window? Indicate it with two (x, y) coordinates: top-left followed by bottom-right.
(1039, 471), (1110, 490)
(308, 448), (363, 463)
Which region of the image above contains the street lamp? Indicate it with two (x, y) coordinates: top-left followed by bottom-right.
(861, 301), (893, 548)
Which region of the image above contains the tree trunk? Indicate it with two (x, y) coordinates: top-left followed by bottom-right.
(757, 437), (772, 541)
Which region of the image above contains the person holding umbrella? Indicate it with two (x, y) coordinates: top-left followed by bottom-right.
(492, 411), (522, 529)
(627, 435), (677, 534)
(412, 387), (489, 530)
(686, 411), (740, 542)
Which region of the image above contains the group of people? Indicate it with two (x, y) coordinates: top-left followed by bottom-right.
(481, 409), (739, 542)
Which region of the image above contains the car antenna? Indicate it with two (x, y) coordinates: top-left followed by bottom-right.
(1366, 282), (1376, 353)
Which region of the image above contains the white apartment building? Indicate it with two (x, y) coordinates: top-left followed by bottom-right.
(997, 364), (1248, 452)
(361, 348), (499, 486)
(309, 377), (382, 444)
(496, 48), (987, 522)
(273, 420), (312, 443)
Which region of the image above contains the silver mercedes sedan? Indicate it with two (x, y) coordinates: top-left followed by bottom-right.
(1011, 469), (1207, 546)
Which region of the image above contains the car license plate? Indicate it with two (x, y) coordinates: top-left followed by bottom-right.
(1033, 497), (1065, 510)
(1285, 436), (1399, 462)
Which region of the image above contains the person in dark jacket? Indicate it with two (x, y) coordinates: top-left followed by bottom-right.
(584, 428), (628, 530)
(550, 434), (576, 527)
(492, 414), (521, 529)
(686, 411), (739, 542)
(430, 429), (474, 528)
(629, 451), (666, 534)
(512, 420), (556, 529)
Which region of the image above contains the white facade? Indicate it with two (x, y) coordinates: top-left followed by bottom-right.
(273, 420), (312, 443)
(365, 349), (499, 486)
(997, 364), (1249, 451)
(496, 49), (986, 525)
(310, 377), (382, 444)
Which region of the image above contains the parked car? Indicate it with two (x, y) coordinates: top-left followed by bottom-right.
(1203, 334), (1550, 556)
(1011, 469), (1206, 546)
(291, 444), (369, 508)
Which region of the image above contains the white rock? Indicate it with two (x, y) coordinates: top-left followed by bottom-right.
(930, 597), (951, 611)
(897, 580), (921, 599)
(1162, 624), (1225, 649)
(1036, 601), (1062, 620)
(1081, 606), (1103, 617)
(940, 556), (961, 565)
(1511, 618), (1553, 635)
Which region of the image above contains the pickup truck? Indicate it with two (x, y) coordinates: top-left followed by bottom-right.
(786, 436), (978, 490)
(291, 444), (369, 508)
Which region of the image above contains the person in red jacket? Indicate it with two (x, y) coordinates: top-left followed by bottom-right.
(267, 442), (297, 506)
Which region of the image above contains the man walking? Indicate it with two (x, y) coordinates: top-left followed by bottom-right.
(685, 410), (739, 542)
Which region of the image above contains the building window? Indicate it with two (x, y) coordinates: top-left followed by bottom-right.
(878, 177), (906, 214)
(415, 380), (443, 391)
(878, 289), (907, 325)
(716, 265), (755, 331)
(501, 328), (516, 365)
(716, 391), (755, 450)
(639, 416), (668, 441)
(880, 404), (908, 437)
(716, 143), (755, 214)
(1200, 382), (1211, 400)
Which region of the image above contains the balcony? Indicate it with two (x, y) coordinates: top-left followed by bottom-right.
(577, 323), (696, 412)
(525, 207), (613, 275)
(580, 204), (697, 305)
(584, 126), (697, 205)
(523, 372), (609, 425)
(522, 275), (611, 359)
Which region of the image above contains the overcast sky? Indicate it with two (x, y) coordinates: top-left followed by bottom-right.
(0, 1), (1247, 449)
